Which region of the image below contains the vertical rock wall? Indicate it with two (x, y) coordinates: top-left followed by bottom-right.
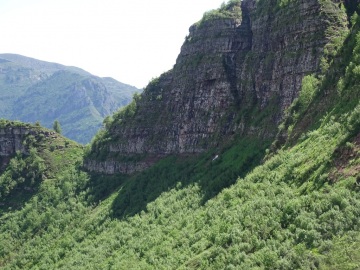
(85, 0), (348, 174)
(0, 127), (30, 171)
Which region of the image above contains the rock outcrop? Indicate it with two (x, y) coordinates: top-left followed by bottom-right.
(0, 126), (31, 171)
(0, 124), (60, 171)
(85, 0), (348, 174)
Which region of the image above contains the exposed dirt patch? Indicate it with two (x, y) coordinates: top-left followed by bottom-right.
(329, 132), (360, 183)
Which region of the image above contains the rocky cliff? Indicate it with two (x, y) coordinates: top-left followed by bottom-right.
(0, 121), (65, 172)
(85, 0), (348, 174)
(0, 123), (34, 171)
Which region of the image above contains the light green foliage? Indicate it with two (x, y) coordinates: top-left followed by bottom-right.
(196, 0), (241, 26)
(298, 75), (319, 109)
(113, 92), (141, 123)
(53, 119), (62, 134)
(1, 97), (360, 268)
(1, 83), (360, 268)
(0, 148), (46, 205)
(277, 0), (294, 8)
(88, 92), (142, 159)
(0, 119), (32, 129)
(1, 2), (360, 269)
(320, 233), (360, 269)
(281, 75), (319, 137)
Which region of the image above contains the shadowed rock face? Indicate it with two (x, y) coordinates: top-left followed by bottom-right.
(0, 127), (30, 171)
(343, 0), (360, 19)
(85, 0), (348, 174)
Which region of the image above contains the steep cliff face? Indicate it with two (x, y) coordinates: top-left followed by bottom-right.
(0, 125), (32, 171)
(0, 121), (75, 173)
(85, 0), (348, 174)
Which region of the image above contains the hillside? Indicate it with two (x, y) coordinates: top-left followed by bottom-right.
(0, 54), (140, 144)
(84, 0), (348, 174)
(0, 0), (360, 269)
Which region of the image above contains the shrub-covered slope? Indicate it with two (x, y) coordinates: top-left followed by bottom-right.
(0, 1), (360, 269)
(1, 49), (360, 268)
(0, 120), (84, 213)
(0, 54), (140, 144)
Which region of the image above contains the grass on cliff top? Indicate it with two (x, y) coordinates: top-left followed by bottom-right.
(0, 120), (83, 214)
(195, 0), (242, 27)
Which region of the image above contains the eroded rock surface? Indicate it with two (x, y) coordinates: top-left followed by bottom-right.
(85, 0), (348, 174)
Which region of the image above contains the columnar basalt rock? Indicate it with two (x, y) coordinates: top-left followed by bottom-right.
(85, 0), (348, 174)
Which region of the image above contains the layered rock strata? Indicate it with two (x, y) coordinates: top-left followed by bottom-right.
(85, 0), (348, 174)
(0, 127), (31, 171)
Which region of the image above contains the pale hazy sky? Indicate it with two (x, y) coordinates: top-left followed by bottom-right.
(0, 0), (226, 88)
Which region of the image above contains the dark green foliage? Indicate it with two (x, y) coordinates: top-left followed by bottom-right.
(102, 115), (113, 130)
(0, 149), (45, 200)
(343, 0), (360, 23)
(108, 136), (269, 218)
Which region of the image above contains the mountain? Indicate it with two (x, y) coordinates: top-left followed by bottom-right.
(0, 54), (140, 144)
(1, 0), (360, 269)
(84, 0), (348, 174)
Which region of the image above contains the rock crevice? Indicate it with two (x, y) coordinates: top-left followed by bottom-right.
(85, 0), (348, 174)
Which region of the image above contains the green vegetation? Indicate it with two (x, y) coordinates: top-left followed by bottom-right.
(0, 149), (45, 201)
(0, 54), (140, 144)
(1, 86), (360, 268)
(53, 120), (62, 134)
(196, 0), (241, 27)
(0, 122), (83, 214)
(1, 2), (360, 270)
(86, 91), (143, 161)
(112, 92), (141, 124)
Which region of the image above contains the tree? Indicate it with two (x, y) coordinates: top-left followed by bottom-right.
(53, 120), (62, 134)
(103, 116), (112, 129)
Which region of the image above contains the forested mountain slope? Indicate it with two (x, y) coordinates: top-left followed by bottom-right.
(0, 54), (140, 144)
(0, 0), (360, 269)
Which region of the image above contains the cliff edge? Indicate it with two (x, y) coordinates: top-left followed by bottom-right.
(85, 0), (348, 174)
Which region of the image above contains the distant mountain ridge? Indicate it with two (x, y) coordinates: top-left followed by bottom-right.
(0, 54), (140, 144)
(0, 53), (91, 75)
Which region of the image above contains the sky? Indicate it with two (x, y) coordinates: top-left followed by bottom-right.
(0, 0), (227, 88)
